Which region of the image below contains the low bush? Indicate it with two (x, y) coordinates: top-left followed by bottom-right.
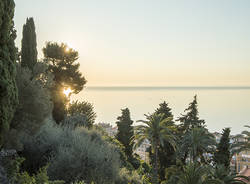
(116, 168), (142, 184)
(2, 156), (63, 184)
(21, 120), (121, 184)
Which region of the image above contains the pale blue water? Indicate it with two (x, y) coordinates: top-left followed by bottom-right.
(72, 87), (250, 134)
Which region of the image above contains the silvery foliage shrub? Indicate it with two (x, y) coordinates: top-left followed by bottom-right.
(62, 114), (89, 128)
(22, 120), (121, 184)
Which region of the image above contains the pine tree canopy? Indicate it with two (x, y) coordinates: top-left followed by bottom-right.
(177, 95), (205, 132)
(42, 42), (87, 123)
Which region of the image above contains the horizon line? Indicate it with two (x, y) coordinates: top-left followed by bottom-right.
(84, 86), (250, 90)
(86, 85), (250, 87)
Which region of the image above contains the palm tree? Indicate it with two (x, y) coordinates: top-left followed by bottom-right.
(180, 127), (216, 163)
(177, 163), (220, 184)
(166, 164), (249, 184)
(133, 113), (177, 184)
(212, 165), (249, 184)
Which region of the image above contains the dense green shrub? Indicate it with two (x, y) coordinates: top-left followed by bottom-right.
(4, 63), (53, 150)
(22, 120), (121, 184)
(67, 100), (96, 128)
(15, 167), (64, 184)
(2, 157), (63, 184)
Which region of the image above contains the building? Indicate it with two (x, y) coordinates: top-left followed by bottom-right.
(234, 151), (250, 173)
(134, 139), (150, 162)
(231, 135), (250, 173)
(238, 166), (250, 184)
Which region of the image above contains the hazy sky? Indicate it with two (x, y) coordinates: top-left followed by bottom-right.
(14, 0), (250, 86)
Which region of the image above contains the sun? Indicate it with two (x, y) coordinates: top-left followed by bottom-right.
(63, 87), (72, 97)
(65, 47), (70, 52)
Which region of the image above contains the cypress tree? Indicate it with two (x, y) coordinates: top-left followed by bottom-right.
(214, 128), (231, 170)
(0, 0), (18, 146)
(116, 108), (134, 161)
(21, 17), (37, 70)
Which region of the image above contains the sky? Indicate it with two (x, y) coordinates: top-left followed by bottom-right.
(14, 0), (250, 87)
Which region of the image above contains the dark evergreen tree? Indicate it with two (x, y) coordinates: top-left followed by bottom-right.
(214, 128), (231, 170)
(116, 108), (134, 162)
(177, 95), (205, 132)
(176, 95), (205, 165)
(21, 17), (37, 70)
(0, 0), (18, 146)
(155, 101), (174, 121)
(43, 42), (86, 123)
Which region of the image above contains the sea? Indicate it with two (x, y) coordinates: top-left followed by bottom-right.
(71, 86), (250, 135)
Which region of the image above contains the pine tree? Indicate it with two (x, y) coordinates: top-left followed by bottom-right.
(21, 17), (37, 70)
(116, 108), (134, 161)
(43, 42), (86, 123)
(177, 95), (205, 132)
(0, 0), (18, 146)
(155, 101), (173, 120)
(214, 128), (231, 170)
(177, 95), (206, 164)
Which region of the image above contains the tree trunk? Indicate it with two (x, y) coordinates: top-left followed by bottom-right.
(152, 144), (159, 184)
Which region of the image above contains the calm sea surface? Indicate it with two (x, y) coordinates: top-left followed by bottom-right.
(72, 87), (250, 134)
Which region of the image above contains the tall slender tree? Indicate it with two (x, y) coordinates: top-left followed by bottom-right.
(21, 17), (37, 70)
(43, 42), (86, 123)
(116, 108), (134, 161)
(0, 0), (18, 146)
(213, 128), (231, 170)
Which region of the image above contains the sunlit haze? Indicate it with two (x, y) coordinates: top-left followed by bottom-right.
(14, 0), (250, 87)
(63, 88), (72, 97)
